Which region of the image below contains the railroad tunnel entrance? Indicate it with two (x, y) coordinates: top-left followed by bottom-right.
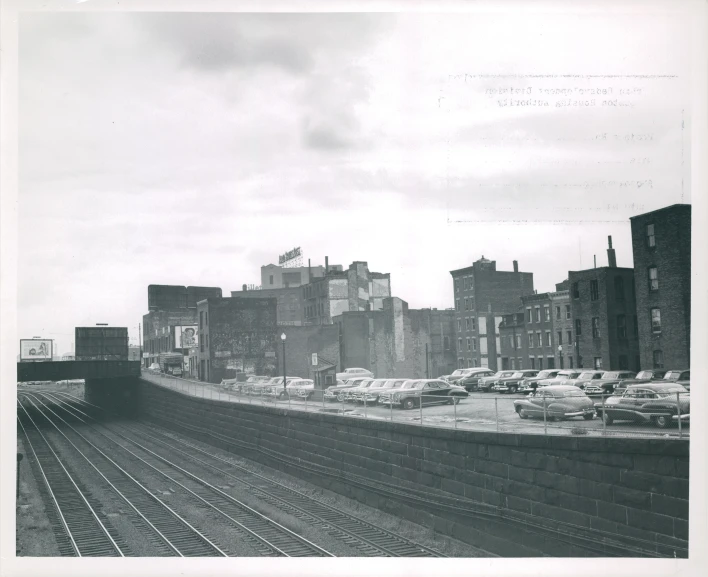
(84, 377), (140, 418)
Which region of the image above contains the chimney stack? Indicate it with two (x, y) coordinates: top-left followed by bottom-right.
(513, 260), (519, 273)
(325, 256), (329, 274)
(607, 235), (617, 268)
(594, 255), (597, 269)
(308, 259), (311, 283)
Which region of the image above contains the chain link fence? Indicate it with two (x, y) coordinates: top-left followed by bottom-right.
(140, 371), (689, 439)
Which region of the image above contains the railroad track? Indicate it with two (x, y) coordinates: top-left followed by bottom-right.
(27, 393), (333, 558)
(43, 391), (445, 557)
(19, 394), (228, 557)
(17, 402), (126, 557)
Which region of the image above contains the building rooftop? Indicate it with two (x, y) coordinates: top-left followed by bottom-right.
(629, 203), (691, 221)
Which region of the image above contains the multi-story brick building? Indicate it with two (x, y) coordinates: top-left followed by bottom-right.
(261, 258), (343, 289)
(334, 298), (456, 379)
(520, 289), (573, 371)
(630, 204), (691, 370)
(142, 284), (222, 369)
(304, 261), (391, 325)
(276, 324), (341, 384)
(231, 285), (305, 326)
(568, 237), (640, 371)
(498, 312), (527, 370)
(196, 296), (278, 383)
(450, 257), (534, 370)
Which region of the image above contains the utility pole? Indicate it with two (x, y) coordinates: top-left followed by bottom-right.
(425, 342), (429, 378)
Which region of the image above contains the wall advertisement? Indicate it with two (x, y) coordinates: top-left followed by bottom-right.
(20, 339), (53, 361)
(174, 325), (198, 349)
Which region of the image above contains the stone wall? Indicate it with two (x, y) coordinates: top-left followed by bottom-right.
(138, 380), (689, 558)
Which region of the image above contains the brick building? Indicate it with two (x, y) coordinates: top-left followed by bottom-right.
(520, 290), (573, 371)
(196, 296), (278, 383)
(261, 258), (342, 289)
(450, 257), (535, 370)
(630, 204), (691, 370)
(276, 324), (340, 383)
(498, 312), (527, 370)
(304, 261), (391, 325)
(568, 237), (640, 371)
(147, 284), (222, 311)
(231, 285), (305, 326)
(334, 297), (456, 379)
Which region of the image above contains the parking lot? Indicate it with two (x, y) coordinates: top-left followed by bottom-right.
(141, 372), (689, 439)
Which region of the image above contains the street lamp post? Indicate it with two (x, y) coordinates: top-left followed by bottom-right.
(281, 333), (287, 394)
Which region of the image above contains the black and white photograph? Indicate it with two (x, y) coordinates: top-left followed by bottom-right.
(2, 1), (707, 576)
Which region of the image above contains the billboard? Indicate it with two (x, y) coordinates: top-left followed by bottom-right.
(20, 339), (53, 361)
(174, 325), (198, 349)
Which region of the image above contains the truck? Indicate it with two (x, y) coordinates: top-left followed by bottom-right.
(158, 353), (184, 376)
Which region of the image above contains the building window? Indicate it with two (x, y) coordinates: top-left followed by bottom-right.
(466, 318), (471, 330)
(547, 357), (555, 369)
(572, 282), (580, 298)
(464, 298), (469, 311)
(648, 266), (658, 291)
(577, 356), (583, 368)
(510, 358), (515, 370)
(617, 315), (627, 338)
(472, 338), (477, 351)
(619, 355), (628, 370)
(545, 331), (551, 346)
(559, 356), (564, 369)
(528, 332), (534, 348)
(569, 356), (574, 369)
(515, 334), (521, 349)
(199, 311), (203, 329)
(457, 320), (462, 332)
(535, 307), (541, 323)
(614, 276), (625, 301)
(565, 305), (571, 320)
(444, 336), (450, 350)
(555, 306), (561, 321)
(463, 277), (469, 290)
(653, 350), (664, 369)
(544, 305), (550, 322)
(526, 308), (532, 323)
(269, 275), (274, 285)
(557, 331), (563, 345)
(538, 357), (544, 370)
(633, 315), (638, 337)
(458, 358), (464, 369)
(455, 279), (460, 293)
(529, 357), (535, 369)
(651, 308), (661, 333)
(592, 317), (600, 338)
(646, 223), (655, 248)
(575, 319), (582, 336)
(594, 357), (603, 370)
(590, 280), (599, 301)
(458, 338), (462, 351)
(471, 318), (476, 331)
(536, 332), (542, 347)
(567, 330), (573, 345)
(456, 299), (460, 311)
(467, 338), (471, 352)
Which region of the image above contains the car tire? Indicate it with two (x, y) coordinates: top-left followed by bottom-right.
(403, 398), (416, 410)
(653, 415), (672, 429)
(602, 412), (613, 425)
(516, 407), (528, 419)
(337, 393), (345, 402)
(583, 413), (594, 420)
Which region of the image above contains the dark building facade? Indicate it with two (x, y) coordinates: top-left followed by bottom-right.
(521, 289), (573, 371)
(630, 204), (691, 370)
(147, 284), (222, 311)
(304, 261), (391, 325)
(276, 324), (341, 382)
(334, 298), (456, 379)
(450, 257), (535, 370)
(196, 296), (278, 383)
(568, 237), (640, 371)
(75, 327), (129, 361)
(231, 286), (305, 326)
(499, 312), (527, 370)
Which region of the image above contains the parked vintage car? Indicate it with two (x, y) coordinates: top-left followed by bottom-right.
(583, 371), (637, 396)
(335, 367), (374, 381)
(343, 378), (376, 402)
(479, 371), (516, 392)
(379, 379), (469, 409)
(594, 383), (689, 428)
(361, 378), (408, 405)
(513, 385), (596, 420)
(442, 368), (490, 385)
(659, 369), (691, 391)
(378, 380), (422, 405)
(568, 370), (605, 389)
(323, 378), (369, 402)
(517, 370), (561, 393)
(149, 363), (161, 372)
(456, 368), (496, 391)
(491, 370), (539, 393)
(537, 370), (582, 388)
(351, 378), (388, 403)
(256, 376), (303, 397)
(288, 379), (316, 400)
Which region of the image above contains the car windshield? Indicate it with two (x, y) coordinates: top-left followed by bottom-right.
(655, 385), (688, 394)
(578, 372), (596, 379)
(635, 371), (654, 379)
(499, 372), (515, 378)
(451, 370), (465, 376)
(382, 381), (397, 388)
(664, 370), (687, 380)
(601, 372), (621, 379)
(401, 381), (419, 389)
(536, 371), (553, 378)
(563, 390), (586, 397)
(511, 372), (525, 378)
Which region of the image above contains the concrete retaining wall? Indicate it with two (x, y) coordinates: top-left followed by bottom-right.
(137, 380), (689, 557)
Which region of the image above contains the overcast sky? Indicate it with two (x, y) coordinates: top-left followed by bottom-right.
(19, 8), (692, 355)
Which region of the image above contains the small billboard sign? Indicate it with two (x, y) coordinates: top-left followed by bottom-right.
(20, 339), (53, 361)
(174, 326), (198, 349)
